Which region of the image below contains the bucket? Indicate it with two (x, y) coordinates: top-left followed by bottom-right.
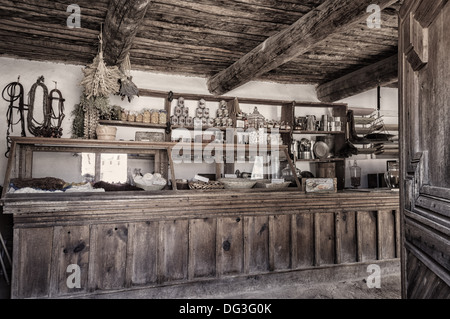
(96, 125), (117, 140)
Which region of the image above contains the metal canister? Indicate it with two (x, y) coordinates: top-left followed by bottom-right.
(174, 106), (182, 117)
(328, 116), (335, 131)
(186, 116), (193, 126)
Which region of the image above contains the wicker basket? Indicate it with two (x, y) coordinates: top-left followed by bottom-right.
(255, 180), (291, 189)
(188, 181), (224, 190)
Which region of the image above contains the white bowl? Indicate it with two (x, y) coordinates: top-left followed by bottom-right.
(135, 182), (166, 191)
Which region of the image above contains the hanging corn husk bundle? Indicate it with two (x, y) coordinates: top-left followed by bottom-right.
(71, 94), (110, 139)
(77, 28), (120, 139)
(118, 53), (139, 102)
(80, 31), (121, 99)
(83, 102), (99, 139)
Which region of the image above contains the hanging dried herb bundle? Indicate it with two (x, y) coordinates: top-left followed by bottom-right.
(80, 31), (121, 99)
(118, 53), (139, 102)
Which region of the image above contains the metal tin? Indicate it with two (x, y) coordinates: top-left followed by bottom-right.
(171, 116), (179, 125)
(174, 106), (182, 117)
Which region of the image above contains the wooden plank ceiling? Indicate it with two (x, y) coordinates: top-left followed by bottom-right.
(0, 0), (400, 99)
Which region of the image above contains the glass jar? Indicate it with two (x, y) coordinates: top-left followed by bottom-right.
(151, 109), (159, 124)
(385, 161), (400, 189)
(127, 111), (136, 122)
(282, 164), (301, 185)
(159, 110), (167, 125)
(350, 160), (361, 189)
(282, 164), (293, 181)
(143, 110), (151, 123)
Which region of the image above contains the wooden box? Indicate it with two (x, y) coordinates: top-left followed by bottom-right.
(135, 132), (165, 142)
(302, 178), (337, 193)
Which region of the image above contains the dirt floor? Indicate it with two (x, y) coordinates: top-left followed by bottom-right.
(203, 273), (402, 299)
(1, 273), (402, 300)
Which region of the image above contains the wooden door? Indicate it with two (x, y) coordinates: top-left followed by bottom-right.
(399, 0), (450, 299)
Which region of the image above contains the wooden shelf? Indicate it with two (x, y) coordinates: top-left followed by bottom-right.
(99, 120), (167, 129)
(293, 130), (345, 135)
(296, 158), (346, 163)
(99, 120), (293, 134)
(349, 107), (376, 117)
(173, 142), (288, 152)
(100, 120), (294, 134)
(172, 125), (226, 131)
(354, 117), (377, 125)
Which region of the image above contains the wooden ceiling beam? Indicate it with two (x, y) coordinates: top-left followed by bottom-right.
(103, 0), (152, 66)
(207, 0), (398, 96)
(316, 54), (398, 102)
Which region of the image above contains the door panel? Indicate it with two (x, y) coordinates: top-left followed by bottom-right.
(399, 0), (450, 299)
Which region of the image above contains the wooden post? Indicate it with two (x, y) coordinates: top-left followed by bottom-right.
(2, 140), (17, 198)
(167, 147), (177, 190)
(335, 212), (342, 265)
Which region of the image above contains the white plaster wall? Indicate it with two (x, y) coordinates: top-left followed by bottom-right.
(0, 58), (85, 186)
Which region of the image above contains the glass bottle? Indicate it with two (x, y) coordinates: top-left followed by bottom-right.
(271, 156), (281, 180)
(350, 160), (361, 189)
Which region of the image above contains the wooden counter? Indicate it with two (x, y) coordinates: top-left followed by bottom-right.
(2, 189), (400, 299)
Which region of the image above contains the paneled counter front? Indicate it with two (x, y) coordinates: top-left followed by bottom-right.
(2, 189), (400, 299)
